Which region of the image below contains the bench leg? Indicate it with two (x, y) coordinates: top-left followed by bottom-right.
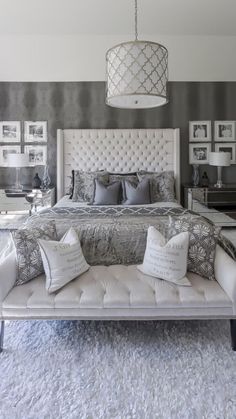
(0, 320), (4, 353)
(230, 320), (236, 351)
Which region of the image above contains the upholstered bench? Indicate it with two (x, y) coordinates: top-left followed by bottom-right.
(1, 245), (236, 351)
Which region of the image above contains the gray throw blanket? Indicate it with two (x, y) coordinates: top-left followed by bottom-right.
(25, 206), (236, 266)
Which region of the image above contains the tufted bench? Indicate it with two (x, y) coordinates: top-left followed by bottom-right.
(1, 245), (236, 350)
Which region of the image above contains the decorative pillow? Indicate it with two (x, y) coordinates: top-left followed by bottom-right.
(68, 170), (74, 199)
(168, 215), (221, 280)
(72, 170), (109, 202)
(11, 221), (57, 286)
(137, 171), (176, 202)
(92, 179), (121, 205)
(109, 173), (138, 203)
(38, 227), (90, 294)
(137, 226), (190, 286)
(122, 178), (151, 205)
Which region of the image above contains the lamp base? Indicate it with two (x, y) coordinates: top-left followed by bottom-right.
(11, 183), (23, 192)
(214, 180), (223, 188)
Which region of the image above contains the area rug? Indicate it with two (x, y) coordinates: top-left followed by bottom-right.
(0, 320), (235, 419)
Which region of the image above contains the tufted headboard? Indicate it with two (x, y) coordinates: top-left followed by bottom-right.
(57, 128), (180, 202)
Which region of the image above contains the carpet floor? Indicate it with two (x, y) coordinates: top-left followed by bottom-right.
(0, 320), (235, 419)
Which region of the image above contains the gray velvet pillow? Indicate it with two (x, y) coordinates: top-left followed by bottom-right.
(122, 178), (151, 205)
(137, 170), (176, 202)
(92, 179), (121, 205)
(11, 221), (58, 285)
(72, 170), (109, 202)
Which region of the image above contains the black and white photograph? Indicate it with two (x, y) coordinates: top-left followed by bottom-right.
(24, 145), (47, 166)
(215, 143), (236, 164)
(24, 121), (47, 143)
(0, 145), (21, 166)
(189, 143), (211, 164)
(189, 121), (211, 142)
(0, 121), (21, 142)
(214, 121), (235, 141)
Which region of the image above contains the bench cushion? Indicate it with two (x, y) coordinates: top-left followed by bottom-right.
(2, 265), (233, 319)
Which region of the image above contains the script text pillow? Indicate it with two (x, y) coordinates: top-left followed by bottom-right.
(12, 221), (57, 286)
(138, 226), (190, 286)
(72, 170), (109, 202)
(168, 215), (220, 280)
(38, 227), (90, 294)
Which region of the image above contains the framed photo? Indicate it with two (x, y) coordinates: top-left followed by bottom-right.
(215, 143), (236, 164)
(189, 143), (211, 164)
(214, 121), (235, 141)
(24, 121), (47, 143)
(24, 145), (47, 166)
(189, 121), (211, 142)
(0, 145), (21, 167)
(0, 121), (21, 142)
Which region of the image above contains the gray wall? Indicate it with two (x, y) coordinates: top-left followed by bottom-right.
(0, 81), (236, 190)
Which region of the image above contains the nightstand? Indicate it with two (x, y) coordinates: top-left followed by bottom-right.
(182, 184), (236, 227)
(0, 187), (55, 215)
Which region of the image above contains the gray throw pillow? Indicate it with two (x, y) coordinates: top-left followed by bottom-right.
(122, 178), (151, 205)
(109, 173), (138, 203)
(168, 215), (221, 280)
(72, 170), (109, 202)
(92, 179), (121, 205)
(137, 171), (176, 202)
(11, 221), (58, 285)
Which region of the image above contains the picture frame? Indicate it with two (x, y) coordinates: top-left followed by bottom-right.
(189, 143), (211, 164)
(24, 145), (47, 166)
(0, 121), (21, 143)
(0, 145), (21, 167)
(24, 121), (47, 143)
(215, 143), (236, 164)
(214, 121), (235, 142)
(189, 121), (211, 142)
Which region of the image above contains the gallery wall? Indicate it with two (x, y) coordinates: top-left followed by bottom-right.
(0, 81), (236, 193)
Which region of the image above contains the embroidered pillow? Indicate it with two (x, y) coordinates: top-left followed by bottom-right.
(92, 179), (121, 205)
(11, 221), (57, 286)
(168, 215), (221, 280)
(72, 170), (109, 202)
(122, 178), (151, 205)
(138, 226), (190, 286)
(137, 171), (176, 202)
(38, 227), (90, 294)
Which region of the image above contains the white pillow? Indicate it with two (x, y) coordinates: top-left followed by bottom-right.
(38, 227), (90, 294)
(137, 226), (191, 286)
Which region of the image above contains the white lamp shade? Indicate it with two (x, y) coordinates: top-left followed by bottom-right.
(7, 153), (29, 168)
(209, 152), (231, 167)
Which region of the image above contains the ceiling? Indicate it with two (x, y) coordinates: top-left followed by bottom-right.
(0, 0), (236, 36)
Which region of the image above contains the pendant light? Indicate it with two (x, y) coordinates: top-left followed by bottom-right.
(106, 0), (169, 109)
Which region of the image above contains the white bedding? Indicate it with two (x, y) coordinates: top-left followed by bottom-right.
(55, 195), (182, 209)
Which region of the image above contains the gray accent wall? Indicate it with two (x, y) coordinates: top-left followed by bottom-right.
(0, 82), (236, 190)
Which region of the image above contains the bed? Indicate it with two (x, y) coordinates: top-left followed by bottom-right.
(0, 128), (236, 351)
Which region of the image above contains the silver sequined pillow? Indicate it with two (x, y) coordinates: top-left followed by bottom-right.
(72, 170), (109, 202)
(137, 171), (176, 202)
(12, 221), (57, 285)
(168, 215), (221, 280)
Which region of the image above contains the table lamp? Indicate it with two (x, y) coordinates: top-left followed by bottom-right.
(209, 151), (231, 188)
(7, 153), (29, 191)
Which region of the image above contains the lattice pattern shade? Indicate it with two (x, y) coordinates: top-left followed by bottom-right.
(106, 41), (168, 109)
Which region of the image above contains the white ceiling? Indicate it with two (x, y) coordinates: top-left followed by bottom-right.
(0, 0), (236, 36)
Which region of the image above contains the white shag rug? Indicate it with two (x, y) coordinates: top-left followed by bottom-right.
(0, 320), (236, 419)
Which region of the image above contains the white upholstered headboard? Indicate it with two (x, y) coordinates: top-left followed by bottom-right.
(57, 128), (180, 202)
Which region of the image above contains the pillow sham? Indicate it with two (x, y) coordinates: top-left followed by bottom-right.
(72, 170), (109, 202)
(11, 221), (57, 286)
(38, 227), (90, 294)
(168, 215), (221, 280)
(137, 171), (176, 202)
(92, 179), (121, 205)
(122, 178), (151, 205)
(68, 170), (74, 199)
(137, 226), (190, 286)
